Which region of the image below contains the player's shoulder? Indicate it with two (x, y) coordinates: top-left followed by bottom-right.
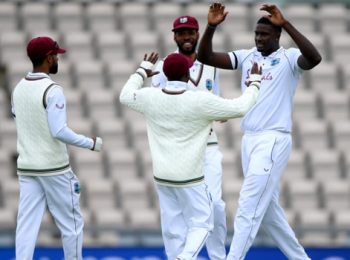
(232, 47), (257, 64)
(232, 47), (256, 57)
(280, 47), (301, 57)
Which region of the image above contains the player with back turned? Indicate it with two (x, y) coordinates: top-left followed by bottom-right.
(152, 16), (227, 259)
(120, 51), (262, 260)
(197, 3), (322, 260)
(12, 36), (103, 260)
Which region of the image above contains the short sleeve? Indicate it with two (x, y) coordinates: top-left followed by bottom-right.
(286, 48), (302, 73)
(228, 49), (254, 70)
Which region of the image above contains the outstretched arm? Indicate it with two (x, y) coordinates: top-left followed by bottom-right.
(261, 4), (322, 70)
(197, 2), (232, 69)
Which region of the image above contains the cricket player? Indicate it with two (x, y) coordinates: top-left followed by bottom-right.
(120, 52), (262, 260)
(12, 36), (103, 260)
(152, 15), (227, 259)
(197, 3), (322, 260)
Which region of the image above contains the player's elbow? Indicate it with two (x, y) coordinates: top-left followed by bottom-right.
(119, 91), (127, 105)
(197, 52), (211, 65)
(313, 54), (322, 67)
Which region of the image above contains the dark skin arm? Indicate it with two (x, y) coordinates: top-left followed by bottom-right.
(260, 4), (322, 70)
(197, 3), (232, 69)
(198, 3), (322, 70)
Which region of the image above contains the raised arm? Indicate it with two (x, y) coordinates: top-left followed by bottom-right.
(260, 4), (322, 70)
(119, 52), (159, 110)
(197, 2), (232, 69)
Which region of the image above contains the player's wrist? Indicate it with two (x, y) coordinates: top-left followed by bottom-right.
(207, 24), (217, 30)
(90, 137), (103, 152)
(248, 74), (262, 82)
(249, 82), (260, 90)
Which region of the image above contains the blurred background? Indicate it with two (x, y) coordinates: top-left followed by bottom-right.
(0, 0), (350, 259)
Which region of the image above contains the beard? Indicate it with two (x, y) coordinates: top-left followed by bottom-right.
(49, 62), (58, 74)
(176, 41), (198, 56)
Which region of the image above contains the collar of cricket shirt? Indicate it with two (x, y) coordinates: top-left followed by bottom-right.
(162, 81), (187, 95)
(25, 72), (51, 81)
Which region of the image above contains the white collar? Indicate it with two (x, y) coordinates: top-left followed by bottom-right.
(26, 72), (51, 79)
(164, 81), (188, 92)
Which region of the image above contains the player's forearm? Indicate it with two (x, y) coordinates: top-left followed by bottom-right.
(197, 25), (216, 65)
(283, 21), (322, 68)
(198, 25), (233, 69)
(205, 84), (260, 120)
(54, 126), (94, 149)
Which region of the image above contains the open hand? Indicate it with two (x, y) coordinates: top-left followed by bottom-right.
(250, 62), (262, 75)
(260, 4), (287, 27)
(141, 52), (159, 77)
(208, 2), (229, 27)
(245, 62), (262, 86)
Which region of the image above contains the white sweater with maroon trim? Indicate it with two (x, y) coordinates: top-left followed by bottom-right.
(120, 73), (260, 187)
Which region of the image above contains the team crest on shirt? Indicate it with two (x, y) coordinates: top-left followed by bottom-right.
(74, 182), (81, 194)
(271, 58), (280, 66)
(205, 79), (213, 91)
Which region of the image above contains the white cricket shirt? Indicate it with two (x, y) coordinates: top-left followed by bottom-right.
(228, 47), (302, 133)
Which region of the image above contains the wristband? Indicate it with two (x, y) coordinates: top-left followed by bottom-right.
(249, 82), (260, 90)
(136, 68), (147, 80)
(207, 24), (217, 29)
(91, 137), (103, 152)
(248, 74), (262, 82)
(139, 60), (154, 70)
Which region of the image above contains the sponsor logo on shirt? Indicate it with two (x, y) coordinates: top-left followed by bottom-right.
(261, 72), (273, 81)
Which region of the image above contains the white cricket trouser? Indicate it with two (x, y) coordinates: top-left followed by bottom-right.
(16, 170), (84, 260)
(203, 145), (227, 260)
(227, 131), (310, 260)
(156, 183), (214, 260)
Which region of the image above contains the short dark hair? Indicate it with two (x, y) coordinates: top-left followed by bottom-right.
(257, 17), (282, 33)
(30, 56), (46, 67)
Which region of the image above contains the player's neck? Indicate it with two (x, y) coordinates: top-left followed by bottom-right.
(261, 45), (280, 57)
(180, 52), (197, 62)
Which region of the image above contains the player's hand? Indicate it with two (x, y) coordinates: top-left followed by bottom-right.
(250, 62), (262, 75)
(208, 2), (229, 27)
(140, 52), (160, 78)
(91, 137), (103, 152)
(245, 62), (262, 86)
(260, 4), (287, 27)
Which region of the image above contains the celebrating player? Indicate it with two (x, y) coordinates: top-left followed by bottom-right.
(120, 52), (261, 260)
(152, 15), (227, 259)
(12, 36), (103, 260)
(197, 3), (322, 260)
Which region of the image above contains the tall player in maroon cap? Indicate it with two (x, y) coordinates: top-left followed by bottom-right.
(12, 36), (103, 260)
(152, 16), (227, 259)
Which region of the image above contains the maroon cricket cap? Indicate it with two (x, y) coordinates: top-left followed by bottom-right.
(27, 36), (66, 61)
(172, 15), (199, 32)
(163, 53), (193, 80)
